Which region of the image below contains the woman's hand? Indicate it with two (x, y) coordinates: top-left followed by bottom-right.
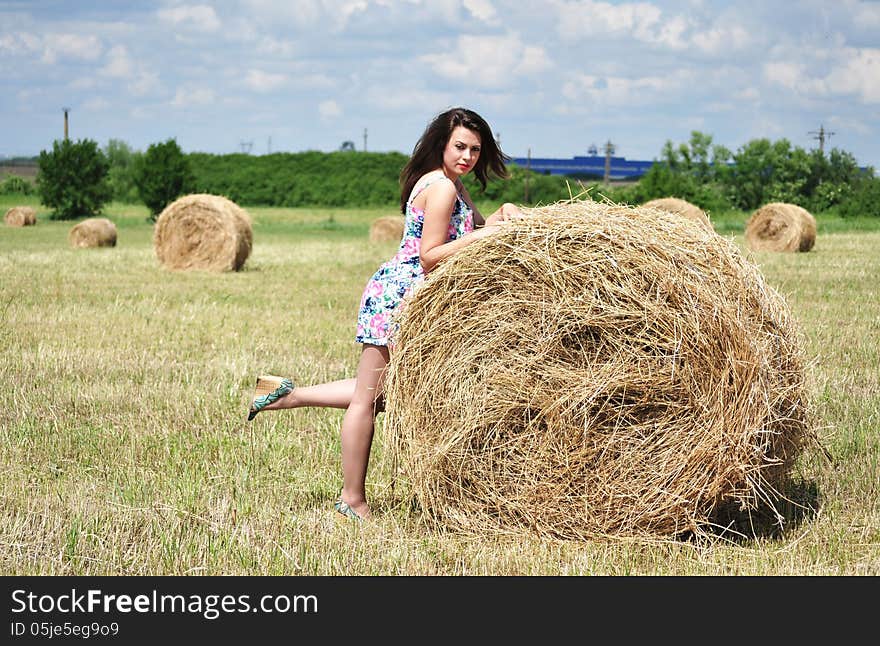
(485, 202), (523, 226)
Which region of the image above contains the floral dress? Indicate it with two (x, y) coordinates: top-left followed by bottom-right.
(355, 176), (474, 346)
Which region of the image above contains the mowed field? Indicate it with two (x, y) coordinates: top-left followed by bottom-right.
(1, 195), (878, 575)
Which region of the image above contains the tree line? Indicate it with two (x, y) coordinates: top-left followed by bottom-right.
(5, 133), (877, 220)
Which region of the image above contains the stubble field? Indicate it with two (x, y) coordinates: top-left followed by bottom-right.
(1, 196), (878, 575)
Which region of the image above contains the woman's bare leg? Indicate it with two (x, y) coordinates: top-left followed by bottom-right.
(339, 343), (389, 519)
(260, 378), (356, 411)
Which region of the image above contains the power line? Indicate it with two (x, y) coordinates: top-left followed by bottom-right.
(808, 124), (835, 153)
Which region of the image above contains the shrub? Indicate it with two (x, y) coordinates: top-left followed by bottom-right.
(135, 138), (196, 220)
(0, 175), (34, 195)
(839, 174), (880, 218)
(37, 138), (112, 220)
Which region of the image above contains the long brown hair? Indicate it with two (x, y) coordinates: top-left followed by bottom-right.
(399, 107), (510, 214)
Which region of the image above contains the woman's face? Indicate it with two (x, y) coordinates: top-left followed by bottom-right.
(442, 126), (481, 178)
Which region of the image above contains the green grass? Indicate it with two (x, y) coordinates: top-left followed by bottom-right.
(1, 196), (878, 575)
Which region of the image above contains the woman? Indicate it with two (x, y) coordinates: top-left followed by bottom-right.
(247, 107), (522, 521)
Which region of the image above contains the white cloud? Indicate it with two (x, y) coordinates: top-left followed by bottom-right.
(128, 71), (161, 97)
(158, 4), (221, 32)
(362, 85), (452, 113)
(318, 99), (342, 120)
(420, 33), (550, 88)
(98, 45), (160, 96)
(69, 77), (97, 90)
(0, 32), (42, 56)
(562, 71), (691, 108)
(827, 47), (880, 103)
(556, 1), (664, 42)
(171, 85), (216, 107)
(463, 0), (498, 23)
(244, 69), (288, 92)
(242, 0), (321, 28)
(83, 97), (110, 111)
(854, 0), (880, 30)
(762, 61), (806, 91)
(42, 33), (102, 64)
(764, 48), (879, 104)
(100, 45), (133, 78)
(691, 24), (752, 55)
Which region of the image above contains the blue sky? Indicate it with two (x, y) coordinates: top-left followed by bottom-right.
(2, 0), (878, 168)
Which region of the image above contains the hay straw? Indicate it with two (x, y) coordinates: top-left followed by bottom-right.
(69, 217), (117, 248)
(370, 215), (405, 243)
(745, 202), (816, 252)
(383, 197), (815, 542)
(642, 197), (712, 232)
(4, 206), (36, 227)
(153, 194), (253, 271)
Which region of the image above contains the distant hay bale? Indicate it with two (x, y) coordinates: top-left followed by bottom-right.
(745, 202), (816, 252)
(384, 198), (815, 542)
(4, 206), (36, 227)
(370, 215), (405, 242)
(153, 194), (253, 271)
(642, 197), (712, 232)
(69, 217), (117, 248)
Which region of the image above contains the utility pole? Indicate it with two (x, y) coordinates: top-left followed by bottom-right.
(363, 128), (368, 152)
(525, 147), (531, 204)
(63, 107), (70, 140)
(603, 140), (615, 183)
(240, 140), (253, 154)
(808, 124), (835, 153)
(267, 136), (272, 154)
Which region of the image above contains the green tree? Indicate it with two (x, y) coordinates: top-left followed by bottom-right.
(135, 138), (196, 219)
(36, 138), (112, 220)
(104, 138), (142, 203)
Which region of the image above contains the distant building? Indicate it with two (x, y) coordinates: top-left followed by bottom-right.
(510, 154), (656, 180)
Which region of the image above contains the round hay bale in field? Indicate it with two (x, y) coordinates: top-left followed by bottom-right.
(642, 197), (712, 232)
(69, 217), (117, 248)
(4, 206), (37, 227)
(384, 198), (815, 542)
(153, 194), (253, 271)
(745, 202), (816, 252)
(370, 215), (405, 243)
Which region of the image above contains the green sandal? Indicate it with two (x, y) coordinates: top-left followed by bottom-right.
(247, 375), (294, 421)
(334, 499), (365, 522)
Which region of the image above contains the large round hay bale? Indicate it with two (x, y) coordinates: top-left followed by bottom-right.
(642, 197), (712, 232)
(4, 206), (36, 227)
(153, 194), (253, 271)
(69, 217), (117, 248)
(745, 202), (816, 252)
(370, 215), (405, 243)
(384, 198), (815, 542)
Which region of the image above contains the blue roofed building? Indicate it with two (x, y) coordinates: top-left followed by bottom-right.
(509, 153), (656, 180)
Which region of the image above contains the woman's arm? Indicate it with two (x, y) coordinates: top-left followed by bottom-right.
(419, 180), (500, 274)
(459, 183), (522, 228)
